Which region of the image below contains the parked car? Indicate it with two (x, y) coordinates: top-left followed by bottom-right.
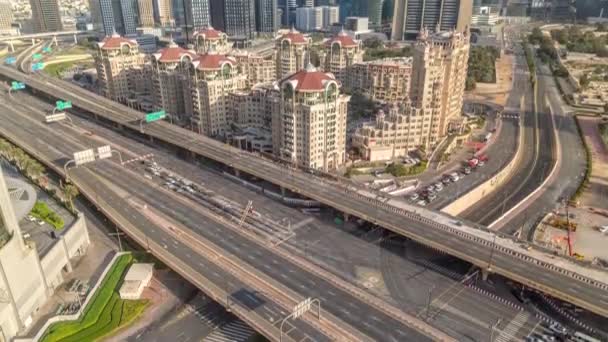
(434, 182), (444, 191)
(417, 200), (427, 206)
(427, 193), (437, 202)
(598, 225), (608, 233)
(463, 167), (472, 175)
(442, 177), (451, 185)
(409, 193), (419, 201)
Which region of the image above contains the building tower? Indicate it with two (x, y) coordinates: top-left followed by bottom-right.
(391, 0), (472, 40)
(410, 29), (470, 143)
(222, 0), (257, 40)
(120, 0), (138, 35)
(183, 53), (247, 136)
(154, 0), (174, 26)
(255, 0), (279, 33)
(29, 0), (63, 33)
(368, 0), (383, 28)
(273, 64), (350, 171)
(318, 29), (363, 84)
(275, 27), (310, 78)
(0, 0), (14, 32)
(137, 0), (155, 27)
(193, 26), (232, 54)
(94, 34), (148, 106)
(186, 0), (211, 31)
(151, 42), (196, 124)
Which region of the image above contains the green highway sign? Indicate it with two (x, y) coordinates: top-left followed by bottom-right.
(11, 81), (25, 90)
(32, 62), (44, 71)
(32, 53), (42, 60)
(145, 110), (166, 123)
(56, 100), (72, 110)
(42, 47), (52, 53)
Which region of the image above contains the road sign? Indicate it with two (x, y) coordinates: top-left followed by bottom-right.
(32, 53), (42, 60)
(4, 57), (15, 65)
(73, 149), (95, 166)
(292, 298), (312, 319)
(11, 81), (25, 90)
(56, 100), (72, 110)
(31, 62), (44, 71)
(145, 110), (166, 123)
(45, 113), (66, 123)
(97, 145), (112, 160)
(42, 47), (52, 53)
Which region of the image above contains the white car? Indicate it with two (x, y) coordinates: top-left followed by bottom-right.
(27, 215), (36, 222)
(37, 219), (45, 226)
(599, 226), (608, 233)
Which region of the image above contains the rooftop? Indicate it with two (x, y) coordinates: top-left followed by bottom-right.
(124, 263), (154, 281)
(282, 64), (337, 91)
(153, 42), (195, 63)
(279, 27), (308, 45)
(194, 26), (225, 40)
(192, 53), (236, 70)
(98, 34), (138, 50)
(324, 30), (359, 48)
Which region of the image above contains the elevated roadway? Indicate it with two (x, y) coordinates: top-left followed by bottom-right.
(0, 66), (607, 318)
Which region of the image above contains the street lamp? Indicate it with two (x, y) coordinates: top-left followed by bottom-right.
(425, 284), (436, 321)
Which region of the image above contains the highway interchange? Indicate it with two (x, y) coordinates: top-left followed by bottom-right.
(1, 36), (607, 339)
(0, 75), (579, 341)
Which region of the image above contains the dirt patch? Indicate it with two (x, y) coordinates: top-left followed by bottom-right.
(465, 54), (514, 106)
(577, 116), (608, 210)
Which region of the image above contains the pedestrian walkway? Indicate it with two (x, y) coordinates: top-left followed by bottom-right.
(495, 311), (530, 342)
(203, 319), (255, 342)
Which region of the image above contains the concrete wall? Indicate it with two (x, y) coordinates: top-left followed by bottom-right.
(441, 110), (525, 216)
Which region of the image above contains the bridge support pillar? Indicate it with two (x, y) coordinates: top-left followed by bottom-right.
(343, 213), (350, 222)
(73, 34), (78, 44)
(234, 169), (240, 177)
(9, 41), (14, 52)
(481, 268), (490, 281)
(281, 186), (286, 197)
(31, 38), (35, 46)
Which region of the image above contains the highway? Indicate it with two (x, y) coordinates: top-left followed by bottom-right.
(0, 91), (448, 341)
(0, 64), (607, 318)
(4, 88), (562, 340)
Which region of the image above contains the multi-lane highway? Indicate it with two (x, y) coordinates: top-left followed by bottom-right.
(2, 87), (565, 340)
(0, 88), (450, 341)
(1, 65), (607, 318)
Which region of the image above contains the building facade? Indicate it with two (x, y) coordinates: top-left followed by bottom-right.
(137, 0), (155, 27)
(276, 28), (310, 78)
(183, 53), (247, 136)
(345, 57), (412, 102)
(151, 42), (196, 124)
(231, 50), (277, 88)
(318, 30), (363, 84)
(186, 0), (211, 31)
(155, 0), (174, 26)
(255, 0), (279, 33)
(193, 26), (232, 54)
(295, 6), (338, 31)
(29, 0), (63, 33)
(120, 0), (138, 35)
(273, 64), (350, 171)
(217, 0), (256, 39)
(94, 35), (150, 108)
(0, 0), (13, 32)
(391, 0), (472, 40)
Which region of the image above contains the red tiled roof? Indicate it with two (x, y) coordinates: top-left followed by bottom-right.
(194, 27), (224, 40)
(282, 65), (336, 91)
(154, 46), (195, 63)
(99, 35), (137, 50)
(325, 31), (358, 48)
(280, 29), (308, 45)
(194, 53), (235, 70)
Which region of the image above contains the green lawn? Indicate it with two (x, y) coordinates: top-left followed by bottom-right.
(30, 201), (64, 230)
(41, 254), (149, 342)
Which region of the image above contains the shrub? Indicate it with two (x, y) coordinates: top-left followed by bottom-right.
(31, 201), (65, 230)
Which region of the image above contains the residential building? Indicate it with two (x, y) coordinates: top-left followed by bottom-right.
(29, 0), (63, 32)
(209, 0), (256, 39)
(183, 53), (247, 136)
(344, 16), (368, 31)
(391, 0), (473, 40)
(94, 34), (150, 109)
(231, 50), (277, 87)
(186, 0), (211, 31)
(273, 64), (350, 171)
(471, 5), (500, 26)
(151, 42), (196, 123)
(255, 0), (279, 33)
(318, 29), (363, 84)
(295, 6), (338, 31)
(345, 57), (412, 102)
(351, 103), (428, 161)
(275, 28), (310, 78)
(410, 29), (469, 144)
(137, 0), (155, 27)
(193, 26), (232, 54)
(135, 33), (157, 53)
(155, 0), (174, 26)
(0, 0), (14, 31)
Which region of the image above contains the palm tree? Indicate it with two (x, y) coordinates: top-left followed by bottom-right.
(26, 161), (45, 180)
(62, 184), (79, 212)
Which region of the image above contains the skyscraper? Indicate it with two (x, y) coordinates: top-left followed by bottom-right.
(368, 0), (383, 27)
(391, 0), (472, 40)
(29, 0), (63, 32)
(154, 0), (174, 26)
(186, 0), (211, 31)
(89, 0), (116, 36)
(224, 0), (256, 39)
(256, 0), (279, 33)
(120, 0), (138, 34)
(137, 0), (155, 27)
(0, 0), (14, 32)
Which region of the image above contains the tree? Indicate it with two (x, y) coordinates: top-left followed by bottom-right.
(466, 76), (476, 91)
(363, 37), (383, 49)
(529, 27), (544, 45)
(62, 184), (79, 211)
(579, 73), (590, 89)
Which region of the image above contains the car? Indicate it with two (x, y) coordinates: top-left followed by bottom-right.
(434, 183), (443, 191)
(463, 167), (472, 175)
(427, 193), (437, 202)
(426, 185), (436, 192)
(27, 215), (36, 222)
(442, 177), (451, 185)
(416, 200), (427, 206)
(450, 172), (460, 182)
(409, 193), (419, 201)
(478, 160), (486, 167)
(599, 225), (608, 233)
(144, 173), (152, 180)
(37, 219), (45, 226)
(548, 323), (567, 336)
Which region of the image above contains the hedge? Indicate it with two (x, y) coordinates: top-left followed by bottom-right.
(570, 116), (592, 204)
(31, 201), (64, 230)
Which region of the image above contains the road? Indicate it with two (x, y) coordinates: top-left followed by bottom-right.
(1, 86), (571, 340)
(0, 91), (445, 341)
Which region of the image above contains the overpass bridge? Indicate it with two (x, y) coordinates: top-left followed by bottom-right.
(0, 30), (95, 51)
(1, 65), (608, 318)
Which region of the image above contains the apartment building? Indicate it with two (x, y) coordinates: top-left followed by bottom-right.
(183, 53), (247, 136)
(231, 50), (276, 88)
(275, 28), (311, 78)
(345, 57), (412, 102)
(273, 64), (350, 171)
(94, 35), (151, 110)
(137, 0), (155, 27)
(150, 42), (196, 124)
(410, 28), (469, 139)
(193, 26), (232, 54)
(29, 0), (63, 32)
(318, 30), (363, 84)
(391, 0), (472, 40)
